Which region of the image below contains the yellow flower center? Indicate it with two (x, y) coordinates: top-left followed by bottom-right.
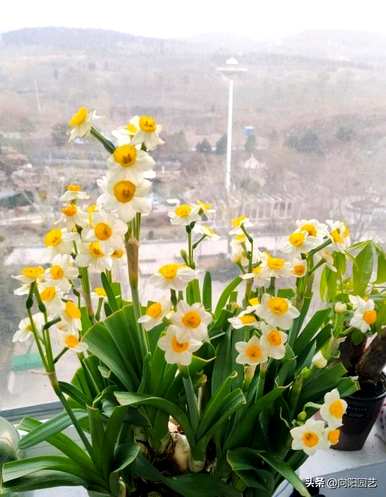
(331, 225), (350, 244)
(40, 286), (57, 302)
(245, 343), (263, 361)
(68, 107), (88, 127)
(171, 335), (190, 353)
(231, 215), (247, 228)
(44, 229), (62, 247)
(252, 265), (262, 275)
(267, 297), (289, 315)
(139, 115), (157, 132)
(293, 263), (306, 277)
(289, 231), (306, 247)
(249, 297), (260, 306)
(112, 248), (124, 258)
(88, 242), (105, 258)
(62, 204), (77, 217)
(240, 314), (257, 325)
(329, 399), (345, 419)
(266, 329), (283, 346)
(66, 184), (81, 192)
(113, 144), (137, 167)
(182, 310), (202, 329)
(94, 222), (113, 241)
(235, 234), (247, 243)
(94, 287), (107, 298)
(113, 180), (136, 203)
(65, 301), (81, 320)
(267, 255), (285, 270)
(146, 302), (163, 318)
(50, 265), (65, 280)
(175, 204), (192, 218)
(302, 431), (319, 448)
(126, 122), (138, 134)
(328, 429), (341, 445)
(159, 263), (180, 280)
(197, 200), (212, 212)
(22, 266), (44, 280)
(65, 334), (80, 349)
(300, 223), (317, 237)
(363, 309), (377, 325)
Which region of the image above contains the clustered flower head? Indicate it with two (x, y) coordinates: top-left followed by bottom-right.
(290, 389), (347, 455)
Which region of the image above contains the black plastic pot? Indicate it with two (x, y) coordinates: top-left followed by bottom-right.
(334, 374), (386, 451)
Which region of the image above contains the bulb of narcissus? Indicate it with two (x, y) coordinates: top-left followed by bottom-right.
(139, 115), (157, 132)
(113, 144), (137, 167)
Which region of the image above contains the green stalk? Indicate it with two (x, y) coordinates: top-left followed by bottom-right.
(181, 367), (200, 431)
(90, 126), (115, 154)
(79, 266), (95, 323)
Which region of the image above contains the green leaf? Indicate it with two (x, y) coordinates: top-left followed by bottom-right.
(2, 456), (93, 483)
(133, 454), (242, 497)
(294, 308), (331, 355)
(214, 276), (241, 318)
(18, 410), (88, 450)
(300, 363), (347, 403)
(58, 381), (88, 407)
(115, 392), (194, 445)
(84, 305), (143, 390)
(2, 472), (87, 492)
(17, 417), (94, 474)
(202, 271), (212, 312)
(353, 242), (374, 296)
(376, 247), (386, 284)
(227, 448), (274, 496)
(101, 272), (119, 312)
(257, 451), (310, 497)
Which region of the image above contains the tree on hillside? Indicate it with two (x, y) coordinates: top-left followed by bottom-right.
(196, 138), (212, 154)
(215, 134), (227, 155)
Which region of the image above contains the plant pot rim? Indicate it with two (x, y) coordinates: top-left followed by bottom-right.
(349, 373), (386, 402)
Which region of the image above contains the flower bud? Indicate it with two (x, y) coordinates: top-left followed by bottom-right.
(335, 302), (347, 314)
(312, 351), (327, 369)
(297, 411), (307, 422)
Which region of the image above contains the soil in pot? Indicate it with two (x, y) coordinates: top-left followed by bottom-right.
(334, 374), (386, 451)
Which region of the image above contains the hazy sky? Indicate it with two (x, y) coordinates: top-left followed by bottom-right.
(2, 0), (386, 39)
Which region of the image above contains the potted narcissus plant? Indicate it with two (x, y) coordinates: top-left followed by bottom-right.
(1, 107), (369, 497)
(317, 240), (386, 450)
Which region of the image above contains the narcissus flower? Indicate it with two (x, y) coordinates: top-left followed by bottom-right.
(130, 115), (164, 151)
(170, 301), (212, 341)
(76, 241), (112, 273)
(98, 174), (151, 222)
(284, 230), (318, 255)
(262, 253), (291, 278)
(109, 144), (155, 180)
(296, 219), (328, 241)
(196, 200), (215, 216)
(138, 298), (171, 331)
(60, 300), (82, 332)
(193, 223), (220, 240)
(241, 263), (270, 286)
(44, 227), (77, 259)
(59, 332), (88, 353)
(349, 295), (377, 333)
(290, 259), (307, 278)
(82, 211), (127, 250)
(58, 203), (87, 229)
(325, 426), (341, 447)
(13, 313), (44, 343)
(68, 107), (96, 142)
(260, 322), (287, 359)
(229, 215), (252, 235)
(158, 325), (201, 366)
(228, 311), (259, 330)
(149, 263), (197, 291)
(45, 254), (78, 293)
(169, 203), (200, 226)
(37, 283), (64, 317)
(60, 184), (89, 202)
(13, 266), (45, 295)
(235, 336), (268, 366)
(327, 220), (351, 250)
(320, 389), (347, 427)
(255, 294), (300, 330)
(290, 419), (328, 455)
